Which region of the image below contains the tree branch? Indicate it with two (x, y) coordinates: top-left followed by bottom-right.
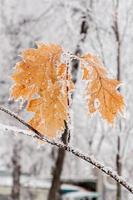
(0, 106), (133, 194)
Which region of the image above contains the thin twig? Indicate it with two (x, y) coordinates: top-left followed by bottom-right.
(0, 106), (133, 194)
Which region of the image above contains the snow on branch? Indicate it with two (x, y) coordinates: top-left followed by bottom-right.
(0, 123), (33, 136)
(0, 106), (133, 194)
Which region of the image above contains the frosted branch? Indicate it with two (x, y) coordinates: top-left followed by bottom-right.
(0, 106), (133, 194)
(0, 124), (34, 137)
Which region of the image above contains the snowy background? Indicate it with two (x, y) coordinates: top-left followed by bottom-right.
(0, 0), (133, 200)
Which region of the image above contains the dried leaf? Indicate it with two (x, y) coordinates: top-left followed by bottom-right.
(81, 54), (124, 123)
(11, 43), (72, 138)
(82, 68), (89, 80)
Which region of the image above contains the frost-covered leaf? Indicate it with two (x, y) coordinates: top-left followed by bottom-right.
(81, 54), (125, 123)
(11, 43), (73, 138)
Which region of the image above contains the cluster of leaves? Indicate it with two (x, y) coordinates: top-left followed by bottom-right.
(11, 43), (124, 139)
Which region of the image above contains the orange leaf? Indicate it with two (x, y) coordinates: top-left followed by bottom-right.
(82, 68), (89, 80)
(11, 43), (73, 138)
(81, 54), (124, 123)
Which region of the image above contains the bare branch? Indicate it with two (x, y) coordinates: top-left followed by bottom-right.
(0, 106), (133, 194)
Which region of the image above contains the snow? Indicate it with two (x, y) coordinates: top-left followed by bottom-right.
(0, 0), (133, 199)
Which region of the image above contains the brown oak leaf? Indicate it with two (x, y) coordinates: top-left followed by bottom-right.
(11, 43), (72, 138)
(81, 54), (124, 123)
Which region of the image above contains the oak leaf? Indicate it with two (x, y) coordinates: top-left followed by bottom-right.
(11, 43), (72, 138)
(81, 54), (124, 123)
